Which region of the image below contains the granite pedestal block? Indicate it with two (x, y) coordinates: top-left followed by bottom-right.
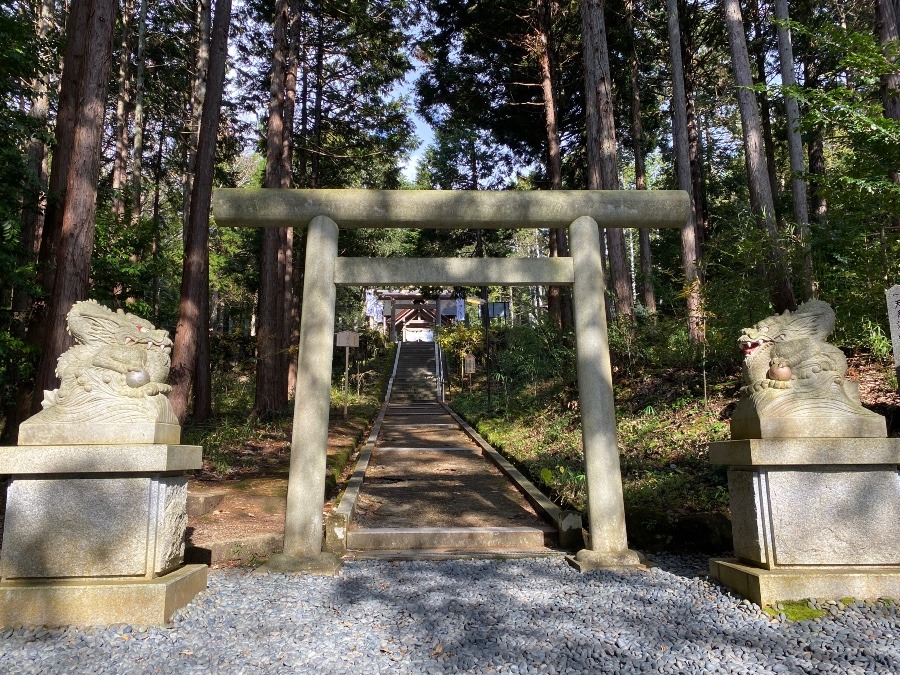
(0, 444), (205, 626)
(709, 438), (900, 606)
(1, 475), (187, 580)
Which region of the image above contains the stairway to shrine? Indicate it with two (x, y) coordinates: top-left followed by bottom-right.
(325, 342), (579, 559)
(388, 341), (438, 403)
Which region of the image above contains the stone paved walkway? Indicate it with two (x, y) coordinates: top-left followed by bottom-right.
(344, 343), (561, 556)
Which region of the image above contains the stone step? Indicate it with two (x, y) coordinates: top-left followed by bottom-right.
(391, 387), (437, 395)
(186, 490), (226, 517)
(346, 526), (558, 551)
(185, 533), (282, 566)
(345, 549), (564, 561)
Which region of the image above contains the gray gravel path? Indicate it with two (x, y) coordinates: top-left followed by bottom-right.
(1, 555), (897, 674)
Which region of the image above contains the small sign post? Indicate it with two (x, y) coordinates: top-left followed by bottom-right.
(336, 331), (359, 417)
(887, 285), (900, 392)
(463, 352), (476, 392)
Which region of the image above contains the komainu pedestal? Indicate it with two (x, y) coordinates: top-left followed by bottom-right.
(709, 439), (900, 606)
(0, 302), (206, 626)
(711, 302), (900, 606)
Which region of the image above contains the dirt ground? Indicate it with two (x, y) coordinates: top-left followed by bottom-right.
(186, 415), (368, 556)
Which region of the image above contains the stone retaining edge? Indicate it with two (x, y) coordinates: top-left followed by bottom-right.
(324, 403), (389, 554)
(440, 402), (584, 550)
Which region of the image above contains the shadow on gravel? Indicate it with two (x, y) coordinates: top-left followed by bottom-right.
(329, 557), (900, 673)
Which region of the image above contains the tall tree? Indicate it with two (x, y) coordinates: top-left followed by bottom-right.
(625, 0), (656, 315)
(130, 0), (149, 223)
(169, 0), (233, 423)
(33, 0), (118, 407)
(581, 0), (633, 321)
(536, 0), (572, 330)
(679, 0), (710, 239)
(282, 0), (300, 398)
(31, 0), (92, 350)
(774, 0), (814, 299)
(876, 0), (900, 207)
(723, 0), (796, 312)
(748, 0), (780, 216)
(183, 0), (212, 237)
(111, 0), (135, 221)
(254, 0), (292, 417)
(15, 0), (55, 324)
(667, 0), (704, 343)
(802, 54), (828, 225)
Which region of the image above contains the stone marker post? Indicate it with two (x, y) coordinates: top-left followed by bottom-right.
(567, 216), (641, 570)
(336, 330), (360, 418)
(887, 285), (900, 391)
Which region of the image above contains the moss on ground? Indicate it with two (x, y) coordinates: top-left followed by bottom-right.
(764, 601), (827, 622)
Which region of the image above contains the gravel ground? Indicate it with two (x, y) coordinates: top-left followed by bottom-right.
(1, 555), (898, 674)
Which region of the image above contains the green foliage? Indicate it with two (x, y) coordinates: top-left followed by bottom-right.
(853, 320), (894, 362)
(493, 320), (576, 389)
(438, 323), (485, 361)
(0, 330), (35, 417)
(448, 320), (734, 548)
(331, 325), (394, 383)
(185, 327), (394, 476)
(0, 5), (40, 299)
(236, 0), (416, 191)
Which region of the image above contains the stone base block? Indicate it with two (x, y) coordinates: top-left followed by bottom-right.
(186, 489), (226, 517)
(2, 475), (188, 579)
(730, 410), (886, 440)
(566, 548), (645, 572)
(0, 564), (207, 627)
(18, 422), (181, 446)
(186, 532), (283, 566)
(710, 439), (900, 569)
(709, 558), (900, 607)
(346, 526), (556, 551)
(255, 552), (342, 576)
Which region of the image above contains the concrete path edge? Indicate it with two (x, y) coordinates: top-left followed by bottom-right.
(324, 403), (389, 554)
(440, 403), (584, 550)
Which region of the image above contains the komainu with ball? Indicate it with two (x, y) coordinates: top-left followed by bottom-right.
(731, 300), (885, 439)
(19, 300), (179, 443)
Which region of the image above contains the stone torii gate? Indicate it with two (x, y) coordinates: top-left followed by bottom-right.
(212, 189), (689, 572)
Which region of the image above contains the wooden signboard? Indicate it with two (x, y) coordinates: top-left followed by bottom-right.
(336, 331), (359, 417)
(336, 330), (359, 348)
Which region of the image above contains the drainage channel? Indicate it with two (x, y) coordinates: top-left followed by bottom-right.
(324, 343), (582, 560)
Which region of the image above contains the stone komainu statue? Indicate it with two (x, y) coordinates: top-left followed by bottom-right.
(19, 300), (178, 443)
(730, 299), (886, 439)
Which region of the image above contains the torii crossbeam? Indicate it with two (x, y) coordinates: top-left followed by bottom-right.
(212, 188), (689, 572)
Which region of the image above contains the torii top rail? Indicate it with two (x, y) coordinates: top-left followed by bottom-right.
(212, 188), (689, 569)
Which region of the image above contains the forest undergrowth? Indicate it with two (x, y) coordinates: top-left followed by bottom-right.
(443, 319), (900, 552)
(183, 333), (394, 488)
